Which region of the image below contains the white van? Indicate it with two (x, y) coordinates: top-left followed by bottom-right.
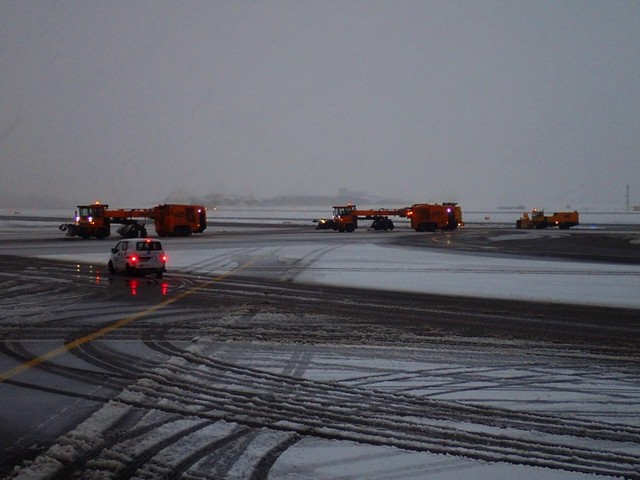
(108, 238), (166, 278)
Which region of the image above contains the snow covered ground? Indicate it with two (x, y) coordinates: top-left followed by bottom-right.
(2, 206), (636, 308)
(2, 208), (640, 479)
(29, 230), (640, 311)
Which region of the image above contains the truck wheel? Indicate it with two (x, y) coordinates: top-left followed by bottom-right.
(96, 228), (108, 239)
(346, 223), (355, 233)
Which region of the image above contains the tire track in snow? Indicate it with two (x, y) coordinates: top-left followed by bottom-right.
(281, 348), (313, 378)
(277, 244), (344, 282)
(114, 342), (640, 478)
(179, 248), (253, 276)
(3, 254), (640, 478)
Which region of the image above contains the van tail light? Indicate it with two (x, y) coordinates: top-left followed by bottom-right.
(130, 256), (138, 263)
(162, 255), (167, 262)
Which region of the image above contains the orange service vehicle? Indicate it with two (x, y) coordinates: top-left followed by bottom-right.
(516, 209), (579, 229)
(328, 204), (409, 232)
(406, 203), (461, 232)
(321, 202), (462, 232)
(59, 202), (207, 239)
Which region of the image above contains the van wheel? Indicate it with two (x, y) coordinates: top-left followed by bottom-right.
(125, 264), (134, 276)
(156, 271), (163, 279)
(108, 261), (115, 274)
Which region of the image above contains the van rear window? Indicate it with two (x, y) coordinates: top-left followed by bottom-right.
(136, 241), (162, 251)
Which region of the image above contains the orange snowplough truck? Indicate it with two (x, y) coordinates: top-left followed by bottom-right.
(318, 203), (462, 232)
(516, 209), (579, 229)
(59, 203), (207, 239)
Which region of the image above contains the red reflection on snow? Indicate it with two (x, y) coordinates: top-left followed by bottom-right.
(128, 279), (139, 296)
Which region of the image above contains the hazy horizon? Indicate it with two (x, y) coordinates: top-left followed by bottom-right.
(1, 2), (639, 211)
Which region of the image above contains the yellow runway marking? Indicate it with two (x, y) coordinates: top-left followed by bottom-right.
(0, 260), (255, 383)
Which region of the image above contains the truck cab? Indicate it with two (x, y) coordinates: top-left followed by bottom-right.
(332, 205), (358, 232)
(72, 203), (111, 238)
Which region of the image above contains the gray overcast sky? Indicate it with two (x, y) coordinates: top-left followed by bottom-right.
(1, 1), (639, 209)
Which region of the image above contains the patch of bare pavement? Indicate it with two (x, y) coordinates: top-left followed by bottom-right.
(393, 227), (640, 264)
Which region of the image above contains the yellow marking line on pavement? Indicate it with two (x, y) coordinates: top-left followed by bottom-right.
(0, 260), (255, 383)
